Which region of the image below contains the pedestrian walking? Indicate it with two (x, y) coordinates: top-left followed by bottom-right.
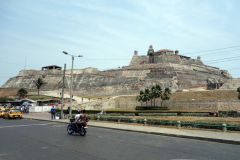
(82, 97), (83, 102)
(67, 106), (70, 114)
(50, 106), (56, 119)
(60, 92), (61, 96)
(89, 98), (90, 101)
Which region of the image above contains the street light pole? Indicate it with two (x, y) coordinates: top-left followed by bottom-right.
(61, 63), (66, 119)
(70, 55), (74, 117)
(63, 51), (83, 117)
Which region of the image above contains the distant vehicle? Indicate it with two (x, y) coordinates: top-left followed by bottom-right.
(2, 109), (22, 119)
(0, 108), (7, 118)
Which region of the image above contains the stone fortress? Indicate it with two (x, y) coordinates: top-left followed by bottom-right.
(1, 45), (237, 96)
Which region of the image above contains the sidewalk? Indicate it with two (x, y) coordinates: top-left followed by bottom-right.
(23, 113), (240, 145)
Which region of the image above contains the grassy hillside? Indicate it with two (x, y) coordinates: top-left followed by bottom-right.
(0, 88), (19, 97)
(0, 88), (35, 97)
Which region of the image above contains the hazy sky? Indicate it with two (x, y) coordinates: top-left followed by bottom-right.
(0, 0), (240, 86)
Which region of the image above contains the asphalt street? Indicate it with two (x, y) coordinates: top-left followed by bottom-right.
(0, 119), (239, 160)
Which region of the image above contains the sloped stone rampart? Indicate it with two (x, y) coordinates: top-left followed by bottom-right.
(74, 78), (174, 96)
(17, 67), (99, 77)
(129, 55), (149, 66)
(220, 78), (240, 90)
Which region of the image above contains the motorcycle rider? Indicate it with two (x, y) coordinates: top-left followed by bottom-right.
(75, 109), (86, 131)
(74, 111), (81, 123)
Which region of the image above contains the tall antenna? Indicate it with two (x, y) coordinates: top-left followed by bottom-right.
(24, 56), (27, 70)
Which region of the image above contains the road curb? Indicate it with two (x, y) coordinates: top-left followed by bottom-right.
(23, 117), (240, 145)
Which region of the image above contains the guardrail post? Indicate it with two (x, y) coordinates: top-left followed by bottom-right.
(118, 119), (120, 124)
(144, 119), (147, 126)
(97, 116), (100, 122)
(222, 123), (227, 132)
(177, 121), (181, 129)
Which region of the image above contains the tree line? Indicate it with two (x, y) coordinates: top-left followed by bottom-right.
(136, 84), (171, 106)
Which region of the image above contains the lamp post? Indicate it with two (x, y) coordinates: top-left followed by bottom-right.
(63, 51), (83, 117)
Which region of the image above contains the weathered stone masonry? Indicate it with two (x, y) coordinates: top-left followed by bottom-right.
(1, 45), (234, 95)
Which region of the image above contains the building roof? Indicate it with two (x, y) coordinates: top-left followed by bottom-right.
(42, 65), (61, 68)
(8, 99), (37, 103)
(179, 55), (191, 58)
(155, 49), (173, 52)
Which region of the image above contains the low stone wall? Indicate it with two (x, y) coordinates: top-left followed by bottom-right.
(29, 106), (52, 112)
(80, 99), (240, 110)
(74, 100), (115, 110)
(115, 100), (240, 110)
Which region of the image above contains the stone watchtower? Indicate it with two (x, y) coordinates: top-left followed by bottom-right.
(134, 50), (138, 56)
(147, 45), (155, 63)
(175, 50), (179, 55)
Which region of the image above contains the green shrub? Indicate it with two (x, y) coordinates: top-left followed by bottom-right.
(181, 113), (209, 117)
(124, 113), (135, 116)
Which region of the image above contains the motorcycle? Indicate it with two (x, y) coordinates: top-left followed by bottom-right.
(67, 118), (89, 136)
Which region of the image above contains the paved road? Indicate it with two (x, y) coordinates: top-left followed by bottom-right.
(0, 119), (239, 160)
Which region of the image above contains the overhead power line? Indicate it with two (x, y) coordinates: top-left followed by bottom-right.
(205, 57), (240, 64)
(0, 61), (40, 68)
(198, 49), (240, 57)
(226, 67), (240, 70)
(185, 45), (240, 55)
(203, 55), (240, 62)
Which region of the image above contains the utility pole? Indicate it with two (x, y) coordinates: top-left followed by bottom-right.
(61, 64), (66, 119)
(63, 51), (83, 117)
(70, 55), (74, 117)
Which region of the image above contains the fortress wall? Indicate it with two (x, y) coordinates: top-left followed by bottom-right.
(180, 58), (203, 65)
(129, 55), (149, 66)
(122, 70), (151, 78)
(1, 76), (39, 89)
(220, 78), (240, 90)
(154, 54), (181, 64)
(115, 100), (240, 110)
(98, 70), (123, 78)
(74, 78), (173, 96)
(17, 67), (99, 77)
(76, 99), (116, 110)
(65, 67), (99, 75)
(18, 70), (63, 76)
(191, 64), (221, 75)
(71, 74), (139, 91)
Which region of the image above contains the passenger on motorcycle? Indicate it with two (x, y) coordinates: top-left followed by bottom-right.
(74, 111), (81, 123)
(75, 109), (86, 130)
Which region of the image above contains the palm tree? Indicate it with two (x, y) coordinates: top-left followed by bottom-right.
(156, 84), (162, 106)
(150, 87), (155, 106)
(17, 88), (28, 99)
(136, 91), (145, 106)
(144, 88), (150, 106)
(151, 84), (162, 106)
(33, 77), (47, 96)
(161, 87), (171, 106)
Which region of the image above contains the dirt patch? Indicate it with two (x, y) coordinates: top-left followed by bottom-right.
(75, 95), (117, 100)
(0, 88), (19, 97)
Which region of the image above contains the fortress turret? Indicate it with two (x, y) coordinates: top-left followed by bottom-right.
(147, 45), (154, 63)
(134, 50), (138, 56)
(175, 50), (179, 55)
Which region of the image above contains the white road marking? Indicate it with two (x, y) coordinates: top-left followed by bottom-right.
(0, 123), (56, 128)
